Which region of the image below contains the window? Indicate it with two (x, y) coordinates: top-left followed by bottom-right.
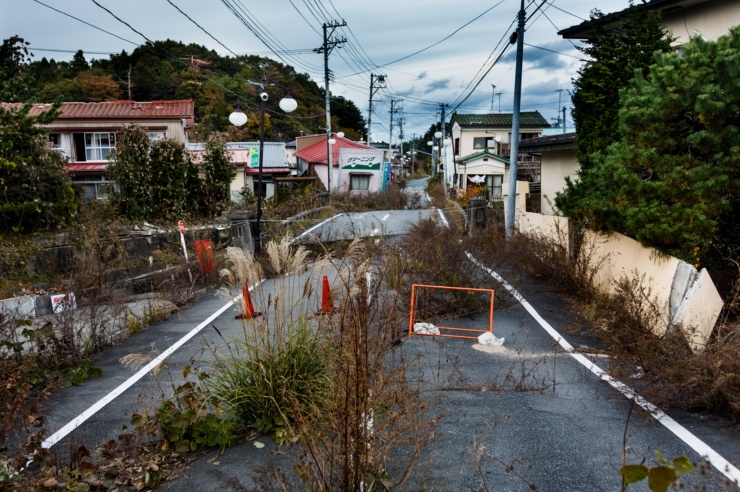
(148, 132), (165, 143)
(49, 133), (62, 149)
(473, 137), (498, 150)
(253, 180), (268, 197)
(488, 174), (503, 200)
(72, 175), (111, 200)
(84, 132), (116, 161)
(350, 174), (370, 191)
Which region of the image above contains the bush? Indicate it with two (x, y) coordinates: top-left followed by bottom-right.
(209, 320), (332, 443)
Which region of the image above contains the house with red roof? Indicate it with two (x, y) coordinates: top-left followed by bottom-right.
(2, 100), (195, 199)
(295, 134), (386, 193)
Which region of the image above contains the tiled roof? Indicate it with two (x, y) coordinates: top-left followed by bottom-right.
(559, 0), (707, 39)
(188, 141), (289, 169)
(456, 149), (510, 165)
(518, 132), (576, 151)
(295, 135), (375, 166)
(2, 100), (195, 123)
(451, 112), (550, 128)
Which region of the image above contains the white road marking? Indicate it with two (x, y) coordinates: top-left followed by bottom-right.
(370, 228), (380, 237)
(41, 280), (264, 449)
(295, 213), (342, 241)
(435, 207), (450, 227)
(382, 213), (390, 221)
(42, 218), (354, 451)
(462, 247), (740, 485)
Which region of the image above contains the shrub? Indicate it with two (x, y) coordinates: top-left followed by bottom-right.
(209, 320), (332, 444)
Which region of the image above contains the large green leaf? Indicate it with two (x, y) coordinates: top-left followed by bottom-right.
(647, 466), (676, 492)
(620, 464), (648, 484)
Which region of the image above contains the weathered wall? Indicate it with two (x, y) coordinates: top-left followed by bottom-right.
(517, 211), (724, 351)
(539, 149), (579, 215)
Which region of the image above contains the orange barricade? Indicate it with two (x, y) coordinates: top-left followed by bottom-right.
(408, 284), (495, 340)
(195, 239), (215, 275)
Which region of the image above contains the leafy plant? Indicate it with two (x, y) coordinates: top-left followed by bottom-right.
(132, 366), (233, 454)
(621, 450), (694, 492)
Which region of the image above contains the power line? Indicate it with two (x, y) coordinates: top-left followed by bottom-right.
(164, 0), (238, 57)
(523, 42), (580, 59)
(91, 0), (153, 44)
(220, 0), (323, 74)
(32, 0), (138, 47)
(336, 0), (508, 78)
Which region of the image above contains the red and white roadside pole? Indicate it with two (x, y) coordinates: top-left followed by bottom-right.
(178, 220), (193, 283)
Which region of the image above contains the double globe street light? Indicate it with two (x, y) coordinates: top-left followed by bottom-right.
(229, 76), (297, 254)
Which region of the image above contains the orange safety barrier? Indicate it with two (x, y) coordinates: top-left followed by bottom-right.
(408, 284), (495, 340)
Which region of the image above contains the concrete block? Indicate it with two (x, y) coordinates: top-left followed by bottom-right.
(677, 269), (724, 352)
(0, 295), (37, 320)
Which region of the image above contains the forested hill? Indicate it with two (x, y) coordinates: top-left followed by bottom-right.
(4, 37), (366, 142)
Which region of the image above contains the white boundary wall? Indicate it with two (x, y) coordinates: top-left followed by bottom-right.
(518, 210), (724, 351)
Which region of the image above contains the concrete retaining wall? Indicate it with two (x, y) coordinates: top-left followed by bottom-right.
(518, 211), (724, 351)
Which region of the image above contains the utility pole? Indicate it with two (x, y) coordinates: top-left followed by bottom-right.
(315, 21), (347, 195)
(555, 89), (564, 127)
(506, 0), (525, 239)
(411, 132), (416, 173)
(491, 84), (496, 112)
(496, 92), (502, 113)
(127, 64), (132, 100)
(368, 73), (386, 146)
(398, 116), (405, 175)
(440, 103), (447, 190)
(389, 99), (401, 152)
(562, 106), (567, 134)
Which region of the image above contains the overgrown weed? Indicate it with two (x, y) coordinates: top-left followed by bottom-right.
(472, 222), (740, 421)
(117, 234), (438, 490)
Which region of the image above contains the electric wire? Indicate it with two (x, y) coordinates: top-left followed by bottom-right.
(164, 0), (238, 57)
(546, 2), (587, 22)
(32, 0), (138, 47)
(523, 42), (580, 59)
(287, 0), (322, 36)
(335, 0), (508, 78)
(84, 0), (324, 121)
(220, 0), (323, 74)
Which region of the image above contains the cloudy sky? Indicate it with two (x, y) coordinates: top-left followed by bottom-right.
(3, 0), (629, 142)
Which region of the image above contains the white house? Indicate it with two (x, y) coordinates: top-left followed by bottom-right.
(448, 111), (549, 204)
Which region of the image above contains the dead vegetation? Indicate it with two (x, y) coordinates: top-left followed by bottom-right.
(469, 222), (740, 422)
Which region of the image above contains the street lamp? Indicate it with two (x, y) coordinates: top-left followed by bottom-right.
(229, 77), (297, 254)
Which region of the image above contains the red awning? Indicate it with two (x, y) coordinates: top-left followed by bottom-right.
(67, 163), (106, 172)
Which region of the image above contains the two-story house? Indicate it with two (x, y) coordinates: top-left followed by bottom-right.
(559, 0), (740, 50)
(15, 100), (195, 199)
(448, 111), (549, 204)
(523, 0), (740, 216)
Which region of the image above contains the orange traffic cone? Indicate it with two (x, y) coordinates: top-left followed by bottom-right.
(316, 275), (335, 315)
(235, 282), (262, 319)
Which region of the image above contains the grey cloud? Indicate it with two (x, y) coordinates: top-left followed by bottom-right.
(425, 78), (452, 91)
(416, 71), (428, 80)
(500, 39), (577, 70)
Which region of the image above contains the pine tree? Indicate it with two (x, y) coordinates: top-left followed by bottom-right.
(559, 27), (740, 267)
(570, 5), (672, 170)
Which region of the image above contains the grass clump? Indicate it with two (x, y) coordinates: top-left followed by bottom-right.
(210, 319), (332, 444)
